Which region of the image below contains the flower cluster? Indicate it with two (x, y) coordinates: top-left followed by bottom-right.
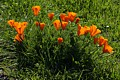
(7, 20), (28, 42)
(7, 6), (113, 54)
(94, 36), (113, 53)
(76, 24), (113, 53)
(52, 12), (113, 54)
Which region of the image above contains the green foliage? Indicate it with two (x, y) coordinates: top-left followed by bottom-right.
(0, 0), (120, 80)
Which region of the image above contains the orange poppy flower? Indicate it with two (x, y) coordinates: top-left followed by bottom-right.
(99, 36), (108, 46)
(79, 27), (86, 35)
(68, 12), (77, 22)
(8, 20), (15, 27)
(89, 25), (101, 37)
(53, 20), (61, 30)
(84, 26), (90, 34)
(35, 21), (40, 26)
(94, 38), (99, 44)
(32, 6), (41, 16)
(58, 37), (63, 44)
(77, 24), (82, 30)
(75, 18), (80, 24)
(64, 16), (69, 22)
(13, 22), (21, 28)
(60, 13), (66, 21)
(77, 24), (82, 36)
(77, 25), (90, 36)
(13, 22), (22, 34)
(48, 12), (54, 20)
(20, 22), (28, 34)
(14, 34), (24, 42)
(61, 21), (68, 30)
(14, 22), (28, 34)
(103, 42), (113, 53)
(39, 23), (45, 30)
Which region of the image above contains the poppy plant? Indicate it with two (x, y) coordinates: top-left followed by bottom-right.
(68, 12), (77, 22)
(53, 20), (61, 30)
(32, 6), (41, 16)
(103, 42), (113, 53)
(61, 21), (68, 30)
(58, 37), (63, 44)
(48, 12), (54, 20)
(89, 25), (101, 37)
(39, 23), (45, 30)
(8, 20), (15, 27)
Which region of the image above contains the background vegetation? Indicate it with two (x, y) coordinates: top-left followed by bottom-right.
(0, 0), (120, 80)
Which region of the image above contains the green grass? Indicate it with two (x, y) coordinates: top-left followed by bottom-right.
(0, 0), (120, 80)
